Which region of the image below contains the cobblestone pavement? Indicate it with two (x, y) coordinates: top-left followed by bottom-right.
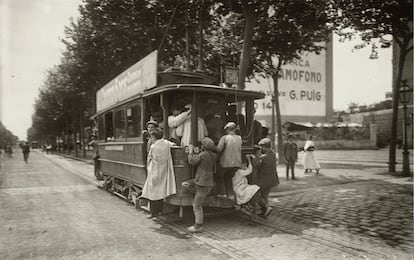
(20, 150), (413, 260)
(165, 179), (413, 260)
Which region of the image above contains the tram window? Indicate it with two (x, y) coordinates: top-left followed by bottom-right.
(127, 104), (141, 138)
(98, 116), (104, 140)
(114, 109), (126, 139)
(104, 112), (114, 141)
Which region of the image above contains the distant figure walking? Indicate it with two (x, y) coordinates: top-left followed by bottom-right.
(5, 144), (13, 158)
(283, 134), (298, 180)
(303, 135), (320, 174)
(88, 134), (102, 180)
(21, 142), (30, 163)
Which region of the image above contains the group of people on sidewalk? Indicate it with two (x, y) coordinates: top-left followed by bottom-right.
(283, 134), (320, 179)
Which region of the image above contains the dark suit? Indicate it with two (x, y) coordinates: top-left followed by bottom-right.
(253, 149), (279, 205)
(283, 141), (298, 179)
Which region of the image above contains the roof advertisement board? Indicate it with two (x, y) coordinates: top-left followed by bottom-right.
(96, 50), (158, 113)
(246, 47), (326, 117)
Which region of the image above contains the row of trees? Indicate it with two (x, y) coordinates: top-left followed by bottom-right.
(29, 0), (412, 172)
(0, 121), (18, 148)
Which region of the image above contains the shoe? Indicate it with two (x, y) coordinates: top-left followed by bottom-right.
(263, 207), (273, 218)
(258, 207), (273, 219)
(216, 194), (227, 198)
(227, 195), (235, 200)
(316, 169), (320, 175)
(147, 214), (157, 219)
(240, 207), (253, 216)
(291, 177), (298, 180)
(187, 225), (203, 233)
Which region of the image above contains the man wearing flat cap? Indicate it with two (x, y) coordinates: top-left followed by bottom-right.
(214, 121), (242, 200)
(253, 137), (279, 211)
(283, 134), (298, 180)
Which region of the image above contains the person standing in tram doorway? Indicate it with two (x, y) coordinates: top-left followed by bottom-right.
(283, 134), (298, 180)
(21, 142), (30, 163)
(142, 128), (177, 219)
(303, 135), (320, 174)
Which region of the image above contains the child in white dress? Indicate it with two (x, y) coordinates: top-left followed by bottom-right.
(232, 154), (272, 218)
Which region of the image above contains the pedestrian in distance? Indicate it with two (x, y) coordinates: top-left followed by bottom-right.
(21, 142), (30, 163)
(5, 144), (13, 158)
(214, 122), (242, 200)
(233, 154), (273, 218)
(283, 134), (298, 180)
(142, 128), (177, 219)
(253, 138), (279, 214)
(302, 135), (320, 175)
(186, 137), (217, 233)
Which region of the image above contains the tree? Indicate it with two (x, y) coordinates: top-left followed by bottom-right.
(0, 121), (18, 148)
(250, 0), (334, 159)
(335, 0), (413, 173)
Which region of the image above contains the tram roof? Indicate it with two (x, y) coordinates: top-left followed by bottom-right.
(143, 83), (265, 99)
(95, 83), (264, 115)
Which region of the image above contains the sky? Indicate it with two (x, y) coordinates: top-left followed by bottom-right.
(0, 0), (393, 140)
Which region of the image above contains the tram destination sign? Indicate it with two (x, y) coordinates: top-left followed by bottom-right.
(96, 51), (158, 113)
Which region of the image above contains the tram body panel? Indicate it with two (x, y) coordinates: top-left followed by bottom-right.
(98, 142), (147, 187)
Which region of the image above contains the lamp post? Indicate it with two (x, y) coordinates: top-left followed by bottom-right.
(398, 80), (412, 177)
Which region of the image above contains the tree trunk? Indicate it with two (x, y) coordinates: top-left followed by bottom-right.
(185, 12), (190, 70)
(197, 1), (204, 71)
(388, 40), (409, 173)
(238, 3), (257, 90)
(272, 73), (284, 163)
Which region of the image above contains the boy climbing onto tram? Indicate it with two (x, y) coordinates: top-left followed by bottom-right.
(186, 137), (217, 233)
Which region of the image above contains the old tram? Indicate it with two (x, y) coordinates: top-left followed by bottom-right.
(94, 51), (265, 216)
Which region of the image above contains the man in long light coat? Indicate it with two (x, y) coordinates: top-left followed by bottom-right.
(142, 128), (176, 218)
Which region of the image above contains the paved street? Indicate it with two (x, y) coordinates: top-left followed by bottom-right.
(0, 149), (412, 259)
(0, 151), (228, 260)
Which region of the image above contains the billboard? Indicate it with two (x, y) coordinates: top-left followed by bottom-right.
(246, 48), (327, 118)
(96, 51), (158, 113)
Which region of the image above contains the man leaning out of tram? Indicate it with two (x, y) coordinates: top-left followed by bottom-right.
(186, 137), (217, 233)
(176, 104), (208, 147)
